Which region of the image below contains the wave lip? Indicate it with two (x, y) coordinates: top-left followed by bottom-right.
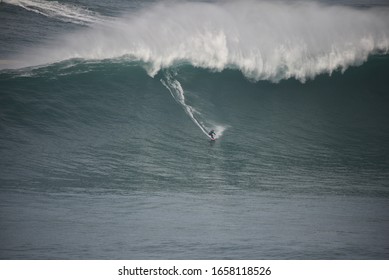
(5, 1), (389, 82)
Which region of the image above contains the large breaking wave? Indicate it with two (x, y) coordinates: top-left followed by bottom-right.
(3, 0), (389, 82)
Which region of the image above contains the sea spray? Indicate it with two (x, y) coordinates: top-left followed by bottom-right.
(3, 1), (389, 82)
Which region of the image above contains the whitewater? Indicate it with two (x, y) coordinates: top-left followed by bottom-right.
(2, 0), (389, 82)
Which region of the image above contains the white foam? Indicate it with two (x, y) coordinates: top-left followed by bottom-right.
(6, 0), (389, 81)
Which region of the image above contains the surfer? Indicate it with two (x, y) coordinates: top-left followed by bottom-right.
(208, 130), (216, 140)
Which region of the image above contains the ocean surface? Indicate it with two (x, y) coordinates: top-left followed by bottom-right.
(1, 0), (389, 259)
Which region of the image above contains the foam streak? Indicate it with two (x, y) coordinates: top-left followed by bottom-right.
(161, 71), (226, 139)
(3, 0), (102, 25)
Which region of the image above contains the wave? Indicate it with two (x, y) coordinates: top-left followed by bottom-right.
(1, 56), (387, 143)
(2, 52), (389, 83)
(2, 0), (104, 25)
(0, 61), (230, 139)
(3, 0), (389, 82)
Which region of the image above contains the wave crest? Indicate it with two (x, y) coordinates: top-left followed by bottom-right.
(6, 0), (389, 82)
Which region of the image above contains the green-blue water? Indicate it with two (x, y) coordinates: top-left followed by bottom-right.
(1, 0), (389, 259)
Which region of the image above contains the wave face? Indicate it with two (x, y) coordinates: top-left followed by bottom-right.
(1, 56), (389, 192)
(3, 0), (389, 81)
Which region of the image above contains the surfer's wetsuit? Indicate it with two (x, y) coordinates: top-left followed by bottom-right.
(209, 130), (216, 139)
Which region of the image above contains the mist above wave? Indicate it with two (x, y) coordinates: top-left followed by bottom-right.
(8, 0), (389, 82)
